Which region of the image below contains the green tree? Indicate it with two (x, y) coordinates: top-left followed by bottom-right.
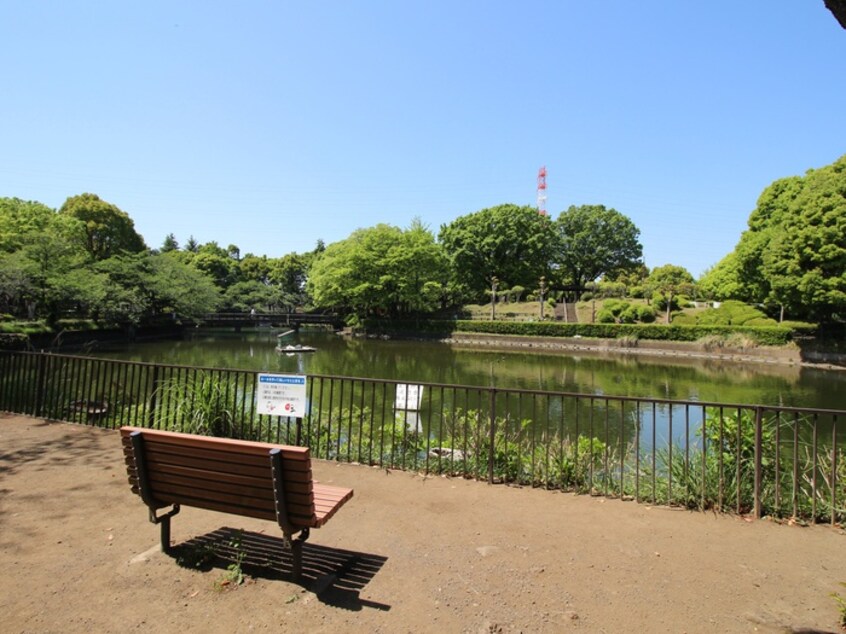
(222, 280), (291, 313)
(761, 156), (846, 321)
(239, 254), (272, 284)
(58, 193), (146, 261)
(646, 264), (695, 322)
(698, 252), (745, 301)
(94, 253), (220, 324)
(710, 154), (846, 322)
(189, 249), (241, 290)
(438, 204), (554, 301)
(270, 252), (309, 296)
(308, 222), (447, 317)
(0, 198), (56, 252)
(552, 204), (643, 292)
(160, 233), (179, 253)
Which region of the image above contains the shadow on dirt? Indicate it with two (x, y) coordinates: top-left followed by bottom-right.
(173, 526), (390, 612)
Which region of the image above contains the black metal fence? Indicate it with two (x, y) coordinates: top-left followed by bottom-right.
(1, 350), (843, 524)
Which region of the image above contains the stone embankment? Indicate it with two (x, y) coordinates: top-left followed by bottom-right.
(440, 332), (846, 370)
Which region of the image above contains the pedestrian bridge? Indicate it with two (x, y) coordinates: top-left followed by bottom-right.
(194, 312), (344, 331)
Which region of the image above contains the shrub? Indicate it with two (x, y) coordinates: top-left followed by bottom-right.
(636, 305), (656, 323)
(596, 309), (616, 324)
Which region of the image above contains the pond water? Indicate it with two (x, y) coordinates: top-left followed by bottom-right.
(89, 327), (846, 411)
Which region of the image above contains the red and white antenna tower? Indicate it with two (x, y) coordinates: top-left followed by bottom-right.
(537, 165), (547, 215)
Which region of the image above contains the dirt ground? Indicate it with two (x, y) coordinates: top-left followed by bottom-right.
(1, 414), (845, 633)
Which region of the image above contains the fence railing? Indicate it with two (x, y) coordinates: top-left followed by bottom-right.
(1, 350), (843, 524)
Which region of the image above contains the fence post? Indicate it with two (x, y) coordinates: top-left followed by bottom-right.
(32, 352), (48, 418)
(754, 406), (763, 519)
(147, 366), (160, 429)
(488, 388), (496, 484)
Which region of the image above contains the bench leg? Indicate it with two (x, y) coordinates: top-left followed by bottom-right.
(160, 514), (172, 554)
(147, 505), (180, 554)
(290, 539), (303, 581)
(288, 528), (309, 582)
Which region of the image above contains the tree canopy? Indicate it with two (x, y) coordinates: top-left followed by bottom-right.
(700, 154), (846, 322)
(59, 193), (146, 261)
(552, 204), (643, 290)
(438, 204), (554, 300)
(308, 222), (448, 318)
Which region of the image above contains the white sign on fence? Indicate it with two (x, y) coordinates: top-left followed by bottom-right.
(395, 383), (423, 411)
(257, 373), (307, 417)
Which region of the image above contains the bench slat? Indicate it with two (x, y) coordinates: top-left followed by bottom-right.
(124, 440), (312, 473)
(125, 465), (316, 499)
(120, 426), (311, 460)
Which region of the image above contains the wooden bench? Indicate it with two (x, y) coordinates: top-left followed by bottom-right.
(120, 426), (354, 581)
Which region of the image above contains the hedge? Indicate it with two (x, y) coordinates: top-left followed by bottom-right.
(363, 319), (814, 346)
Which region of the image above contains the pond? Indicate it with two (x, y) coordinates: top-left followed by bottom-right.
(89, 327), (846, 411)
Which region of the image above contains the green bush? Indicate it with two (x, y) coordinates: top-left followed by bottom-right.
(697, 300), (777, 327)
(596, 309), (616, 324)
(635, 305), (656, 323)
(671, 313), (696, 325)
(55, 318), (98, 331)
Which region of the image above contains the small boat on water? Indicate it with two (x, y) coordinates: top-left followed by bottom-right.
(275, 344), (317, 354)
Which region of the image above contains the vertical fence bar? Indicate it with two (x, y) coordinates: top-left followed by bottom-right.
(735, 407), (743, 515)
(700, 405), (707, 510)
(603, 398), (610, 497)
(379, 382), (388, 467)
(831, 416), (838, 527)
(773, 412), (781, 516)
(792, 411), (800, 518)
(668, 404), (674, 505)
(685, 404), (692, 503)
(812, 414), (819, 522)
(33, 352), (47, 418)
(147, 366), (160, 429)
(651, 402), (656, 505)
(488, 388), (496, 484)
(635, 401), (641, 502)
(754, 406), (763, 519)
(718, 407), (725, 511)
(588, 397), (595, 492)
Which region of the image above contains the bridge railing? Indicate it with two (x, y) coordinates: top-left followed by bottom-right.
(1, 350), (842, 524)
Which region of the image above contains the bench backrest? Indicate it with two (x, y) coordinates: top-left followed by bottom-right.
(120, 426), (316, 529)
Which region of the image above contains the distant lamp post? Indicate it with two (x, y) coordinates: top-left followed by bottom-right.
(539, 276), (547, 320)
(490, 276), (499, 321)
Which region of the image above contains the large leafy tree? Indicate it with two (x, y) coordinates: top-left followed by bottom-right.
(438, 204), (554, 300)
(761, 156), (846, 321)
(59, 193), (146, 261)
(0, 209), (90, 322)
(552, 205), (643, 291)
(707, 154), (846, 322)
(94, 253), (220, 324)
(308, 222), (447, 317)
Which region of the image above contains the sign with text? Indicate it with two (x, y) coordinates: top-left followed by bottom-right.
(395, 383), (423, 411)
(257, 373), (307, 417)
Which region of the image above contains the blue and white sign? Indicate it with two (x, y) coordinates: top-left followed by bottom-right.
(257, 373), (307, 417)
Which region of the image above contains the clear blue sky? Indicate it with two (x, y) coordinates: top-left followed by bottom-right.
(2, 1), (844, 276)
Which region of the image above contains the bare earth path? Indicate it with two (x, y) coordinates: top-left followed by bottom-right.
(1, 414), (844, 633)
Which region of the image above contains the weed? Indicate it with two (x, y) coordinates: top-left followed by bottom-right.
(831, 583), (846, 629)
(214, 531), (247, 590)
